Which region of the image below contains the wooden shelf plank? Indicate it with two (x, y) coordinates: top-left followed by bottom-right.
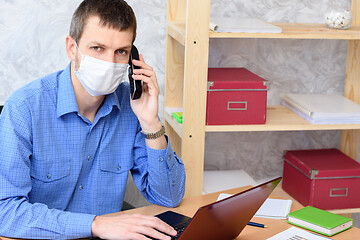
(165, 105), (360, 134)
(206, 105), (360, 132)
(167, 21), (185, 46)
(167, 21), (360, 42)
(210, 23), (360, 39)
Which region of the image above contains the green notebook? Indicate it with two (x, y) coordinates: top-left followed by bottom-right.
(288, 206), (353, 236)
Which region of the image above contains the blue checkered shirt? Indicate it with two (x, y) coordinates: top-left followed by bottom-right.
(0, 63), (185, 239)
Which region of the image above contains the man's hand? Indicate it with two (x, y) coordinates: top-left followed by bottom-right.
(129, 54), (167, 150)
(129, 54), (160, 131)
(91, 214), (177, 240)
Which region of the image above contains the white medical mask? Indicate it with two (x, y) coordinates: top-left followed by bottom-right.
(74, 42), (129, 96)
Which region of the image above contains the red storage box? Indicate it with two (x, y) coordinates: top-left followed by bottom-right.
(206, 68), (268, 125)
(282, 148), (360, 210)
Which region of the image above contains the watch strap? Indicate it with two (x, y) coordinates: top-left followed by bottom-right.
(141, 125), (165, 139)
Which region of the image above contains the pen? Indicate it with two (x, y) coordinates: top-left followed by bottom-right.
(247, 221), (267, 228)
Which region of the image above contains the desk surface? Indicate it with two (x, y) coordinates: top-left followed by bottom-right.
(1, 185), (359, 240)
(106, 185), (360, 240)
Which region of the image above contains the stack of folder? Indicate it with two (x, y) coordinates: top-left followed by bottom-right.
(280, 93), (360, 124)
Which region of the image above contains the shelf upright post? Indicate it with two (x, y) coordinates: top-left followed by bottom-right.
(341, 0), (360, 161)
(165, 0), (187, 156)
(181, 0), (211, 197)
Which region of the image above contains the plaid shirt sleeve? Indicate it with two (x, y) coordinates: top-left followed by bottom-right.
(131, 125), (186, 207)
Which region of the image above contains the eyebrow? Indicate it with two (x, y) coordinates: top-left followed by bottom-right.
(87, 41), (107, 48)
(87, 41), (132, 50)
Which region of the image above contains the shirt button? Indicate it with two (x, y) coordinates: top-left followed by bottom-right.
(47, 174), (52, 179)
(172, 180), (176, 186)
(117, 165), (121, 171)
(167, 155), (171, 160)
(87, 155), (92, 161)
(159, 157), (164, 162)
(79, 185), (83, 190)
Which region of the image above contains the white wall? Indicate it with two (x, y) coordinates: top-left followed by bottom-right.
(0, 0), (357, 182)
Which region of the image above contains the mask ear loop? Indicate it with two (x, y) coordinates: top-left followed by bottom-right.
(74, 41), (84, 57)
(73, 41), (83, 70)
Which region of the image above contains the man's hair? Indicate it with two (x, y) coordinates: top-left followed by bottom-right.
(70, 0), (137, 44)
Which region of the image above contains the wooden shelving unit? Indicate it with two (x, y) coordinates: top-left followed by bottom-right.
(164, 0), (360, 204)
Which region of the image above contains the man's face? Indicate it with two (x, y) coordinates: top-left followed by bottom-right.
(74, 15), (134, 69)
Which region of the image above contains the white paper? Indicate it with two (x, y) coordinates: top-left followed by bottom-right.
(280, 93), (360, 124)
(209, 17), (282, 33)
(267, 227), (332, 240)
(282, 100), (360, 124)
(217, 195), (292, 219)
(255, 198), (292, 219)
(217, 193), (233, 201)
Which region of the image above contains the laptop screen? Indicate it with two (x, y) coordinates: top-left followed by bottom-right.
(157, 177), (282, 240)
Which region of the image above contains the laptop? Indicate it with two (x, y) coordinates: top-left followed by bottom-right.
(155, 177), (282, 240)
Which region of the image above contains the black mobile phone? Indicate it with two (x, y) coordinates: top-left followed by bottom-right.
(128, 45), (142, 100)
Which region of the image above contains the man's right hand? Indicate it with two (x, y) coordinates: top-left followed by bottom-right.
(91, 214), (177, 240)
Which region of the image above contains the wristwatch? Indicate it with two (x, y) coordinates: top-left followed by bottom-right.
(141, 125), (165, 139)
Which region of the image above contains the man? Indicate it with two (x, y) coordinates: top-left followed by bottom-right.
(0, 0), (185, 239)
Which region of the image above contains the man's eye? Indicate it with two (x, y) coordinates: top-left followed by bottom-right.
(117, 49), (127, 55)
(91, 46), (102, 51)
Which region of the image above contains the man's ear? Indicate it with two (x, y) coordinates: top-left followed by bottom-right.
(66, 36), (76, 61)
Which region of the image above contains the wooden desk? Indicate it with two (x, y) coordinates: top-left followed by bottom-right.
(1, 185), (359, 239)
(105, 185), (360, 240)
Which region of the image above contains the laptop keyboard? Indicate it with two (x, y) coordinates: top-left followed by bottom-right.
(153, 211), (193, 240)
(148, 218), (190, 240)
(171, 219), (190, 239)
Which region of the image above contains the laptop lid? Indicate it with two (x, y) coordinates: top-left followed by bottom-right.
(159, 177), (282, 240)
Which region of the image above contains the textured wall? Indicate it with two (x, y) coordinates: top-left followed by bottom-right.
(0, 0), (358, 203)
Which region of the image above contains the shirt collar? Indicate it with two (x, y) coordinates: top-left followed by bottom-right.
(100, 90), (121, 115)
(57, 63), (78, 118)
(56, 63), (121, 118)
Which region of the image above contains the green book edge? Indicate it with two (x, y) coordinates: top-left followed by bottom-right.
(287, 220), (352, 237)
(287, 206), (353, 236)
